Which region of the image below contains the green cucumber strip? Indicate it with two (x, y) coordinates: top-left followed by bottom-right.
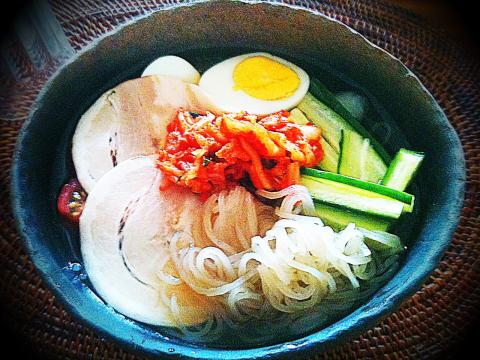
(301, 176), (405, 219)
(309, 78), (391, 163)
(318, 138), (339, 173)
(336, 128), (344, 173)
(301, 168), (414, 212)
(338, 129), (364, 179)
(359, 137), (371, 181)
(290, 108), (339, 173)
(297, 92), (347, 152)
(314, 203), (391, 232)
(337, 128), (344, 174)
(289, 108), (309, 125)
(364, 145), (388, 183)
(338, 129), (386, 183)
(297, 91), (387, 182)
(381, 148), (425, 191)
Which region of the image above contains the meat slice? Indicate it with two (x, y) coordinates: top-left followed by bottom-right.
(80, 156), (209, 326)
(72, 75), (222, 193)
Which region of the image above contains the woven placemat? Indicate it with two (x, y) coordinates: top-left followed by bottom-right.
(1, 0), (479, 358)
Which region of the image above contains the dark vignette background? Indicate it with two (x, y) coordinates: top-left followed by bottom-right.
(0, 0), (478, 359)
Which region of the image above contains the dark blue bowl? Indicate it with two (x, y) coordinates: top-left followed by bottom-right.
(11, 1), (465, 358)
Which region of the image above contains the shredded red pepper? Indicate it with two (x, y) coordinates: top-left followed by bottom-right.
(157, 110), (323, 199)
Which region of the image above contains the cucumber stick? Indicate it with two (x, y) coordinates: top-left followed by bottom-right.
(289, 108), (309, 125)
(338, 129), (365, 179)
(301, 176), (405, 220)
(314, 203), (391, 232)
(339, 129), (387, 183)
(297, 92), (347, 152)
(309, 79), (391, 163)
(301, 167), (414, 212)
(319, 138), (339, 173)
(381, 149), (424, 191)
(297, 92), (387, 182)
(290, 108), (339, 173)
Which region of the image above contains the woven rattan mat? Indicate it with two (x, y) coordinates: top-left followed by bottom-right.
(1, 0), (479, 358)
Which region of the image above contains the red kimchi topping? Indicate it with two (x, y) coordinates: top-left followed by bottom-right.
(157, 110), (323, 199)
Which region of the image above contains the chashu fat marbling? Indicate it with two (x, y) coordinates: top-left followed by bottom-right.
(72, 75), (222, 193)
(79, 156), (215, 326)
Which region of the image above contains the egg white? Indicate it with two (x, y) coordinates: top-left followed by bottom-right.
(198, 52), (310, 115)
(142, 55), (200, 84)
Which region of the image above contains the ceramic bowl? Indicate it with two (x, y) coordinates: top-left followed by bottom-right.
(11, 1), (465, 358)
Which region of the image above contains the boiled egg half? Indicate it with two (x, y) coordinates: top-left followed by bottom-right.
(142, 55), (200, 84)
(199, 52), (309, 114)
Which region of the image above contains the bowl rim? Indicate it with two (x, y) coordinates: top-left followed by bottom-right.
(11, 0), (465, 359)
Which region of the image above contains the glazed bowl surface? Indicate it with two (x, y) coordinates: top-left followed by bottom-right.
(11, 1), (465, 358)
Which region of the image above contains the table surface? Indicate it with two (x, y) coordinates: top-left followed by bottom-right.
(1, 0), (479, 358)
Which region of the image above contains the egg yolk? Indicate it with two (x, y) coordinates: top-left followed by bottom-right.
(233, 56), (300, 100)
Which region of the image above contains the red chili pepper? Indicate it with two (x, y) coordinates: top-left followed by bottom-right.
(57, 178), (87, 223)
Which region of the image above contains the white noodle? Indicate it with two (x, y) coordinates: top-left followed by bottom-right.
(156, 254), (182, 285)
(153, 185), (401, 338)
